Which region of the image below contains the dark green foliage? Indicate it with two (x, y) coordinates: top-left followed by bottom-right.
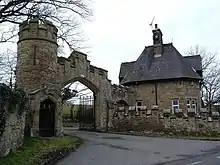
(61, 88), (78, 103)
(13, 88), (28, 115)
(0, 107), (6, 137)
(0, 83), (28, 137)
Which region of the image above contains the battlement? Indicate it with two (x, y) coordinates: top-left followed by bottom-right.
(89, 65), (108, 77)
(18, 18), (58, 45)
(58, 53), (109, 79)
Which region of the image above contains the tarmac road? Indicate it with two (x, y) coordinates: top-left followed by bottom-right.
(57, 129), (220, 165)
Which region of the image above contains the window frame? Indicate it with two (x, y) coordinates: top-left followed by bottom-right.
(191, 99), (196, 110)
(172, 99), (179, 114)
(135, 100), (143, 114)
(186, 98), (191, 109)
(136, 101), (142, 107)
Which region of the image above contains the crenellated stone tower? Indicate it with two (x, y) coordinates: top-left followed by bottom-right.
(16, 18), (63, 137)
(16, 17), (58, 91)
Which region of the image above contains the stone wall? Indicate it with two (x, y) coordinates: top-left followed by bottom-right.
(111, 107), (220, 136)
(111, 84), (137, 104)
(116, 79), (201, 114)
(0, 111), (26, 157)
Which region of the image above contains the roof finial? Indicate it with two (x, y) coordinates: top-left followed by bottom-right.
(155, 24), (158, 29)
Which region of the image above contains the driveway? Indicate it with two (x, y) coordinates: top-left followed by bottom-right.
(57, 129), (220, 165)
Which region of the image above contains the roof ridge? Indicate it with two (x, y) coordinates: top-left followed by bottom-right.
(121, 61), (136, 64)
(183, 55), (202, 59)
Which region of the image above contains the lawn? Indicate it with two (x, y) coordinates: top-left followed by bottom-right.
(0, 136), (83, 165)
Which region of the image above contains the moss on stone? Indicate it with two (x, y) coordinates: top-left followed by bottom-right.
(0, 83), (28, 137)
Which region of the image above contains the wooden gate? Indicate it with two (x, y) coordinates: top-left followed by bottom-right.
(39, 99), (55, 137)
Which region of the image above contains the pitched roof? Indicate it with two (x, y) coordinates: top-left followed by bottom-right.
(183, 55), (202, 71)
(119, 43), (202, 85)
(119, 61), (135, 79)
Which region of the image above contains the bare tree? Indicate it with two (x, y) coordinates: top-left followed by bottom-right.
(185, 45), (220, 114)
(0, 0), (93, 50)
(0, 0), (93, 83)
(203, 68), (220, 113)
(186, 45), (217, 72)
(0, 49), (17, 87)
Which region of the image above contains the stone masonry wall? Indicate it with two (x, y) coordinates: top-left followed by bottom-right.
(0, 111), (26, 157)
(128, 79), (201, 114)
(16, 19), (58, 93)
(111, 107), (220, 136)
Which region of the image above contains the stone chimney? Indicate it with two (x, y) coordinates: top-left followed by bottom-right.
(152, 24), (163, 57)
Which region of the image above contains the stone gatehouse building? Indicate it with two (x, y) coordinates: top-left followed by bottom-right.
(16, 18), (203, 137)
(16, 18), (112, 136)
(116, 24), (203, 116)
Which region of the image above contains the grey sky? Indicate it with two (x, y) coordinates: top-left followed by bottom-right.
(73, 0), (220, 84)
(1, 0), (219, 87)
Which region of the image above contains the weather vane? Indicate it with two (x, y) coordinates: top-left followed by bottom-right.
(149, 16), (155, 29)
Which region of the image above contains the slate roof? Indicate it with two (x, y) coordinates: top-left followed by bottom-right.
(119, 61), (135, 79)
(119, 43), (202, 85)
(183, 55), (202, 71)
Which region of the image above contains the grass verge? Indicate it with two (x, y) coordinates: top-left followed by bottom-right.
(0, 135), (83, 165)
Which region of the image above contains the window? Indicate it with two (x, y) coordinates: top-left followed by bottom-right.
(192, 99), (196, 110)
(137, 101), (142, 106)
(186, 98), (197, 113)
(187, 99), (191, 109)
(136, 100), (142, 112)
(33, 45), (37, 65)
(172, 99), (179, 113)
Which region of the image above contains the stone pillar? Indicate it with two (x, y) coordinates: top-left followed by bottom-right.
(151, 105), (159, 122)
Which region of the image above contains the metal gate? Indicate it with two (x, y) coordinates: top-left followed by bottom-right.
(78, 95), (96, 130)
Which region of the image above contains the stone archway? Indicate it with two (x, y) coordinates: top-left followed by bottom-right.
(58, 51), (112, 131)
(62, 77), (100, 130)
(62, 77), (99, 94)
(39, 98), (56, 137)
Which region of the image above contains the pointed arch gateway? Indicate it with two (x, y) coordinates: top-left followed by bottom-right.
(58, 51), (112, 131)
(62, 77), (99, 130)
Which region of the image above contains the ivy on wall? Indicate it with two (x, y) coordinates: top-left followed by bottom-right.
(0, 83), (28, 137)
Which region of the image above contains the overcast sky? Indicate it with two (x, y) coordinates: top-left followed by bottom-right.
(1, 0), (219, 92)
(72, 0), (220, 84)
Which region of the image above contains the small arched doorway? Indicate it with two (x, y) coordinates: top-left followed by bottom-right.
(39, 99), (55, 137)
(116, 100), (129, 107)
